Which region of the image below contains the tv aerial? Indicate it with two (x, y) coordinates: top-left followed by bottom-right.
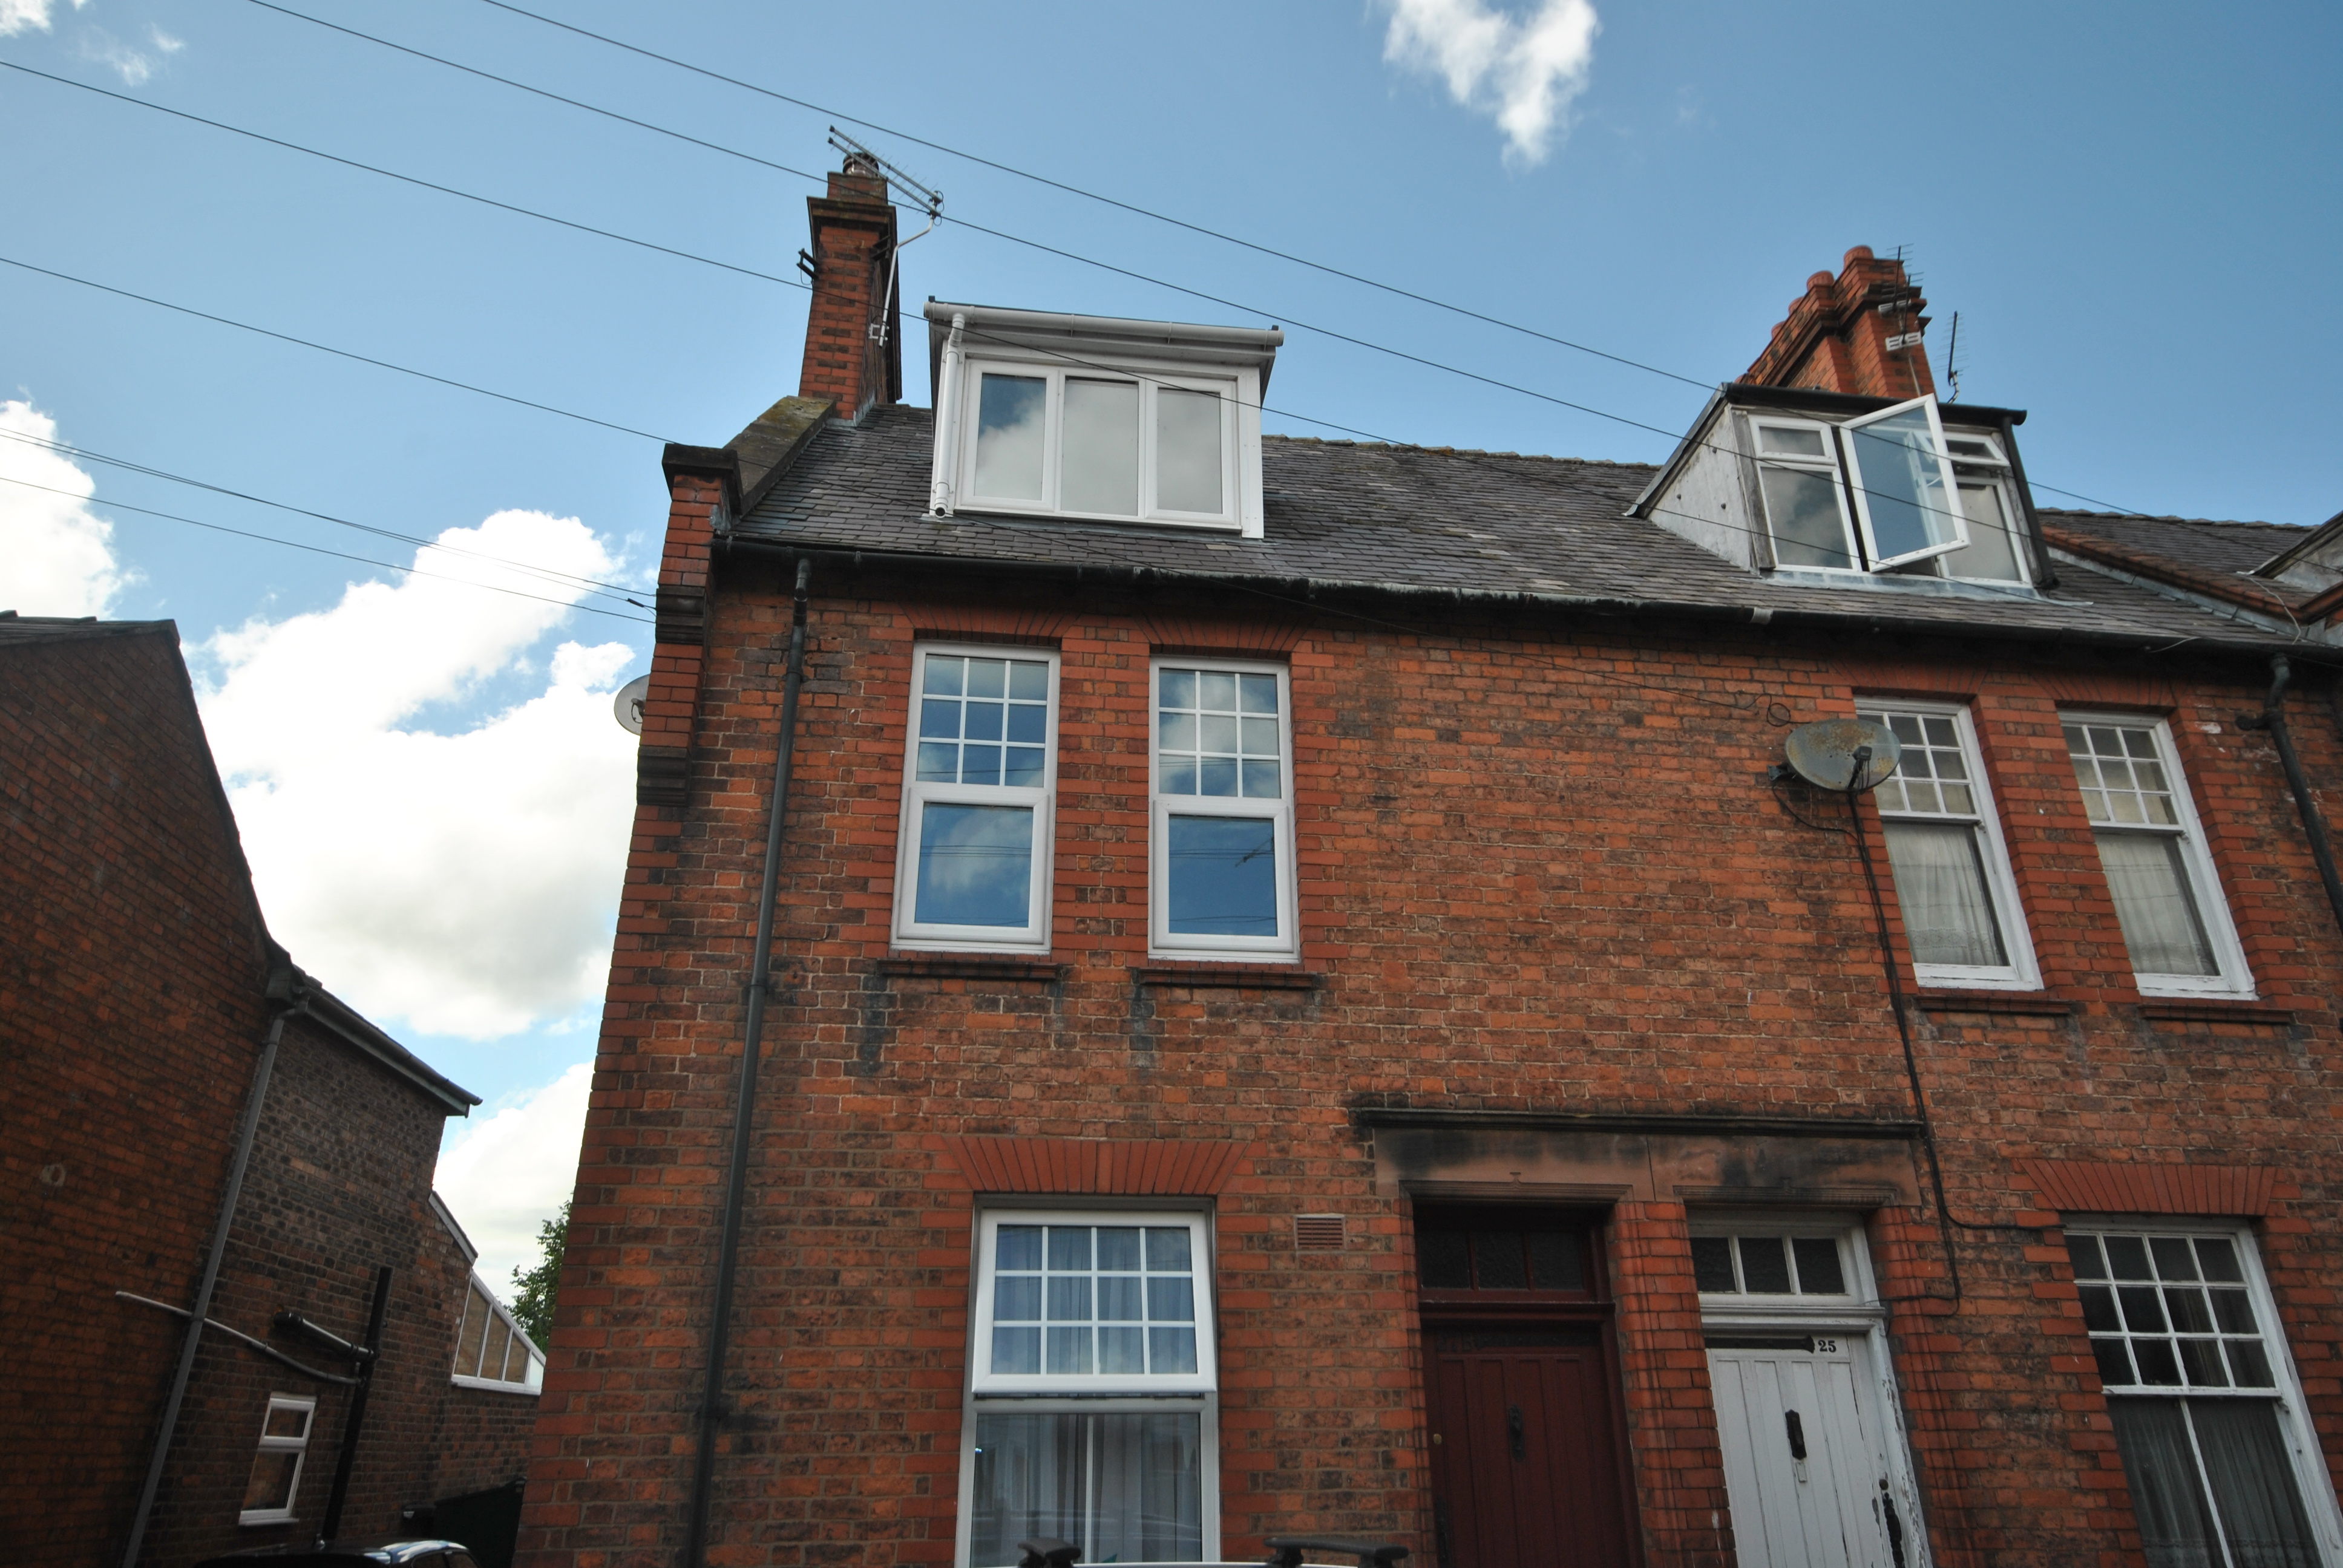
(1782, 717), (1901, 792)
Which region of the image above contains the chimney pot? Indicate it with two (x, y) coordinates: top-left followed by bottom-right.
(1843, 245), (1875, 266)
(1807, 272), (1835, 290)
(1742, 246), (1935, 400)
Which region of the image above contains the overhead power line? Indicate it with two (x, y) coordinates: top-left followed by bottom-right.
(467, 0), (1712, 391)
(0, 425), (647, 606)
(0, 254), (673, 443)
(0, 472), (652, 623)
(234, 4), (1708, 430)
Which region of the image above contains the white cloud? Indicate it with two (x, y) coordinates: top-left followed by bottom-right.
(435, 1060), (593, 1293)
(0, 0), (54, 39)
(198, 509), (641, 1038)
(82, 24), (180, 85)
(0, 399), (126, 616)
(1383, 0), (1600, 166)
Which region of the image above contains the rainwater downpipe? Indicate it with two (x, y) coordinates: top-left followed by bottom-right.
(119, 981), (301, 1568)
(681, 557), (813, 1568)
(2238, 653), (2343, 939)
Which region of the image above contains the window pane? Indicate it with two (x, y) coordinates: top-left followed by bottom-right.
(1528, 1230), (1586, 1292)
(991, 1325), (1040, 1375)
(914, 804), (1034, 928)
(1758, 424), (1827, 457)
(2190, 1400), (2322, 1566)
(1097, 1227), (1142, 1272)
(2067, 1232), (2108, 1279)
(1939, 481), (2025, 581)
(1792, 1237), (1847, 1295)
(1047, 1326), (1093, 1374)
(1167, 815), (1278, 936)
(1156, 388), (1224, 514)
(456, 1288), (489, 1375)
(975, 374), (1046, 501)
(1883, 820), (2010, 967)
(1760, 465), (1856, 569)
(998, 1226), (1042, 1270)
(995, 1276), (1040, 1322)
(1050, 1227), (1093, 1271)
(242, 1449), (301, 1514)
(1147, 1277), (1195, 1322)
(1098, 1277), (1143, 1320)
(2108, 1399), (2221, 1567)
(484, 1318), (512, 1380)
(263, 1405), (310, 1440)
(1147, 1227), (1192, 1273)
(1419, 1230), (1471, 1290)
(1063, 379), (1139, 515)
(1738, 1236), (1792, 1295)
(1691, 1236), (1737, 1293)
(1099, 1325), (1146, 1374)
(1472, 1232), (1528, 1290)
(1048, 1276), (1093, 1321)
(1149, 1327), (1199, 1375)
(2095, 832), (2218, 976)
(970, 1413), (1204, 1568)
(1847, 405), (1961, 561)
(2068, 724), (2186, 826)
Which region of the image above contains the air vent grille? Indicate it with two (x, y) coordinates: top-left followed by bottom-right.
(1295, 1214), (1345, 1251)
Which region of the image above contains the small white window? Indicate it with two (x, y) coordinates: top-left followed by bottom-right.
(1149, 661), (1296, 961)
(239, 1394), (315, 1525)
(960, 362), (1238, 528)
(1752, 417), (1860, 570)
(2062, 716), (2252, 997)
(1926, 431), (2030, 584)
(452, 1275), (545, 1391)
(894, 646), (1060, 954)
(2065, 1224), (2343, 1563)
(1691, 1229), (1855, 1299)
(1861, 703), (2039, 989)
(962, 1210), (1219, 1566)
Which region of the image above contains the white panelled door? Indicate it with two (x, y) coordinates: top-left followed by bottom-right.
(1709, 1334), (1920, 1568)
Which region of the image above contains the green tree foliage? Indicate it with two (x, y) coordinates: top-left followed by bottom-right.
(510, 1200), (569, 1349)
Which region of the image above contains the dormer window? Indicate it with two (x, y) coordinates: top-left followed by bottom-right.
(1743, 396), (2032, 586)
(927, 302), (1280, 537)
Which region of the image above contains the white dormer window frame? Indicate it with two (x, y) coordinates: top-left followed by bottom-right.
(926, 302), (1277, 540)
(1750, 394), (1978, 577)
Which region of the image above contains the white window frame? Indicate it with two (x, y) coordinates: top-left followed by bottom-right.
(1842, 394), (1971, 571)
(2064, 1218), (2343, 1563)
(1148, 658), (1298, 962)
(953, 355), (1248, 531)
(451, 1272), (545, 1393)
(1932, 431), (2032, 586)
(894, 644), (1061, 955)
(1860, 701), (2040, 991)
(1751, 415), (1863, 573)
(2062, 713), (2253, 999)
(238, 1393), (316, 1526)
(957, 1205), (1222, 1567)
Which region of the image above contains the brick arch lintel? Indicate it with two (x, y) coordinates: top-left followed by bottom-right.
(934, 1134), (1254, 1197)
(2015, 1158), (2282, 1217)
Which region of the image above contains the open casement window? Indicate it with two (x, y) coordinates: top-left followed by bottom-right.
(962, 1210), (1218, 1567)
(958, 361), (1241, 529)
(1859, 704), (2038, 989)
(1751, 397), (1981, 577)
(2062, 715), (2252, 998)
(239, 1395), (315, 1525)
(1149, 661), (1297, 961)
(453, 1273), (545, 1391)
(1843, 395), (1969, 570)
(894, 646), (1060, 953)
(2066, 1224), (2343, 1565)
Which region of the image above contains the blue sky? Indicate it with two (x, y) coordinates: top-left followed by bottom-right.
(6, 0), (2337, 1282)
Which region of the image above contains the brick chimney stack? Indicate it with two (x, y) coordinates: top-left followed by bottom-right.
(1739, 246), (1936, 400)
(797, 155), (902, 419)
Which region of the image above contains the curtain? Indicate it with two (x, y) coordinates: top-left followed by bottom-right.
(1883, 821), (2007, 967)
(2109, 1399), (2220, 1568)
(2095, 832), (2218, 976)
(969, 1412), (1204, 1567)
(2190, 1402), (2322, 1568)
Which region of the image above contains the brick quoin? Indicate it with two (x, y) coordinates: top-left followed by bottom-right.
(520, 575), (2343, 1568)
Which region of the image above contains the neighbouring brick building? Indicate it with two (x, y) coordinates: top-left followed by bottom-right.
(1, 615), (542, 1566)
(520, 163), (2343, 1568)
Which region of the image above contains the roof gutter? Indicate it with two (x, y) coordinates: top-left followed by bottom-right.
(718, 537), (2298, 662)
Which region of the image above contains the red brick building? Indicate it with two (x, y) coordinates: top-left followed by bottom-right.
(520, 174), (2343, 1568)
(1, 616), (542, 1566)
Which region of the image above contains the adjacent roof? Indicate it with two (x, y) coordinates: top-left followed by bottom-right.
(0, 611), (177, 643)
(2043, 510), (2317, 613)
(738, 405), (2305, 655)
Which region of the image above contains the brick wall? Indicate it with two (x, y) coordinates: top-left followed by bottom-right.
(1, 627), (274, 1561)
(521, 560), (2343, 1568)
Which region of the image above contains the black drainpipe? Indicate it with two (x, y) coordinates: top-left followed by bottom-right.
(2238, 653), (2343, 938)
(119, 961), (306, 1568)
(681, 557), (813, 1568)
(316, 1264), (393, 1543)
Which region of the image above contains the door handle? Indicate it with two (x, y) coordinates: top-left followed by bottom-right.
(1784, 1408), (1808, 1482)
(1507, 1404), (1525, 1461)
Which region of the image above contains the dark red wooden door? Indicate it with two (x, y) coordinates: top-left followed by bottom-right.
(1424, 1327), (1635, 1568)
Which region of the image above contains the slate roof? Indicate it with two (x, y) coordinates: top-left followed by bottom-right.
(739, 405), (2304, 653)
(2040, 509), (2315, 613)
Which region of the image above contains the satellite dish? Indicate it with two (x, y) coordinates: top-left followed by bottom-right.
(1784, 717), (1901, 792)
(613, 674), (650, 736)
